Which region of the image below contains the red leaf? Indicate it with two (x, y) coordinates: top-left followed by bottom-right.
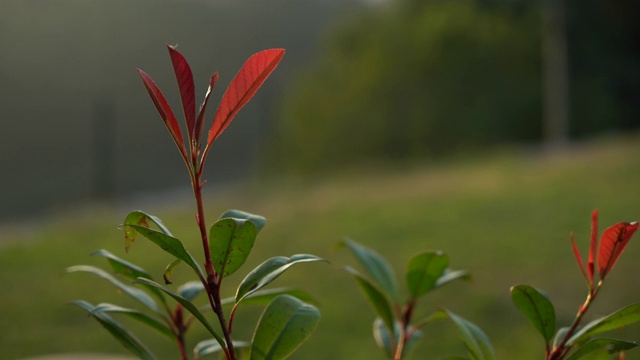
(168, 46), (196, 141)
(597, 221), (639, 279)
(194, 73), (219, 146)
(137, 69), (187, 160)
(202, 49), (285, 160)
(570, 232), (589, 286)
(587, 210), (598, 283)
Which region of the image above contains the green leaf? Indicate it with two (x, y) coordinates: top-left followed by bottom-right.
(406, 251), (448, 298)
(163, 259), (182, 284)
(124, 224), (204, 280)
(210, 218), (257, 278)
(510, 285), (556, 342)
(338, 239), (398, 300)
(372, 317), (394, 358)
(71, 300), (157, 360)
(194, 339), (250, 359)
(222, 288), (318, 307)
(134, 278), (226, 348)
(219, 209), (266, 234)
(123, 211), (173, 252)
(91, 249), (167, 305)
(67, 265), (159, 314)
(565, 338), (638, 360)
(91, 303), (174, 339)
(446, 310), (496, 360)
(568, 303), (640, 345)
(413, 310), (449, 329)
(178, 281), (206, 302)
(553, 327), (570, 348)
(250, 295), (320, 360)
(344, 266), (395, 335)
(435, 269), (471, 289)
(236, 254), (326, 305)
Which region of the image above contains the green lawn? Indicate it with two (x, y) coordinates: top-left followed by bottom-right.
(3, 134), (640, 359)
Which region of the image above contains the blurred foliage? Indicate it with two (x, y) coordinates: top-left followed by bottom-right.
(271, 0), (640, 174)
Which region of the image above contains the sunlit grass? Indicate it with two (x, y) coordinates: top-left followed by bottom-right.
(2, 134), (640, 359)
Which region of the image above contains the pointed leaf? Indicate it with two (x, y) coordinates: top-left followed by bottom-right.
(137, 69), (187, 160)
(337, 239), (398, 300)
(194, 339), (249, 360)
(124, 224), (204, 280)
(588, 210), (598, 283)
(163, 259), (182, 284)
(372, 317), (393, 358)
(221, 288), (318, 307)
(91, 249), (167, 305)
(568, 303), (640, 345)
(194, 73), (218, 145)
(210, 218), (257, 278)
(406, 251), (448, 298)
(565, 338), (637, 360)
(207, 49), (285, 145)
(446, 310), (496, 360)
(250, 295), (320, 360)
(597, 221), (639, 279)
(178, 281), (206, 302)
(168, 45), (196, 139)
(219, 209), (266, 234)
(235, 254), (326, 304)
(510, 285), (556, 342)
(570, 233), (590, 286)
(344, 266), (395, 334)
(67, 265), (159, 314)
(435, 269), (471, 289)
(413, 310), (449, 329)
(134, 277), (226, 348)
(91, 303), (174, 339)
(71, 300), (157, 360)
(123, 211), (174, 252)
(553, 327), (570, 348)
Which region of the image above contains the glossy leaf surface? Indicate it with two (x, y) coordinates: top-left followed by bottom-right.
(219, 209), (266, 234)
(510, 285), (556, 342)
(338, 239), (398, 300)
(135, 278), (225, 347)
(250, 295), (320, 360)
(565, 338), (637, 360)
(90, 302), (174, 339)
(137, 69), (186, 160)
(194, 339), (249, 360)
(210, 218), (257, 278)
(72, 300), (157, 360)
(235, 254), (325, 304)
(597, 221), (639, 279)
(207, 49), (285, 146)
(344, 266), (395, 334)
(406, 251), (448, 298)
(90, 249), (166, 305)
(435, 269), (470, 289)
(178, 281), (206, 302)
(123, 211), (173, 251)
(124, 224), (204, 280)
(568, 303), (640, 345)
(67, 265), (159, 314)
(221, 288), (318, 307)
(194, 73), (219, 145)
(446, 310), (496, 360)
(168, 46), (196, 139)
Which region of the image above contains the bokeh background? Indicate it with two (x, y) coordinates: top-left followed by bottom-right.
(2, 0), (640, 359)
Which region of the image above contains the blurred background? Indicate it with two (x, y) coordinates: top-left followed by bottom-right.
(2, 0), (640, 359)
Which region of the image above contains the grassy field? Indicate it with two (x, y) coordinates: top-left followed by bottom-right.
(3, 134), (640, 359)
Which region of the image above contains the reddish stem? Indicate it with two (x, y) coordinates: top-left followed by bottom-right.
(548, 285), (601, 360)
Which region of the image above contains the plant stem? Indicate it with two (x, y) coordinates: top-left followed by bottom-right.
(191, 167), (236, 360)
(548, 285), (601, 360)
